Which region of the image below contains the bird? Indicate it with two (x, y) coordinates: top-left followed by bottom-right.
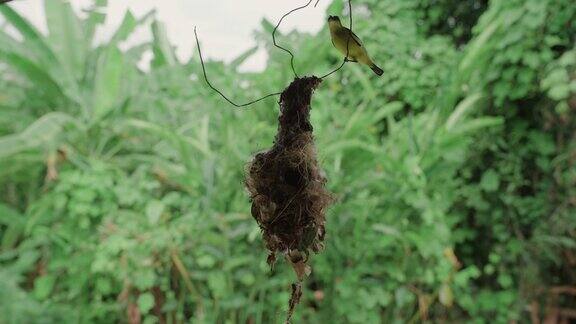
(327, 15), (383, 76)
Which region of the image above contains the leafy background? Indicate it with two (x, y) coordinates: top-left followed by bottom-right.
(0, 0), (575, 323)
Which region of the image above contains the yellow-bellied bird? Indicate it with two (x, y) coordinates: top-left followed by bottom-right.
(328, 15), (383, 76)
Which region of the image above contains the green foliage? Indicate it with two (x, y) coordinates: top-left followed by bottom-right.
(1, 0), (575, 323)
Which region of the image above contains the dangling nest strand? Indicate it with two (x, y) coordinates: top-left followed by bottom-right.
(245, 76), (333, 321)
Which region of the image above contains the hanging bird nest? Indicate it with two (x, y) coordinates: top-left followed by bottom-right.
(193, 1), (355, 322)
(245, 76), (333, 320)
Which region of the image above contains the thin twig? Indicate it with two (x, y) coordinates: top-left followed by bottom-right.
(195, 0), (354, 108)
(319, 59), (346, 79)
(194, 27), (282, 108)
(272, 0), (315, 78)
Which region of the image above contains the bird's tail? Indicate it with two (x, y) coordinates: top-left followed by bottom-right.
(370, 64), (384, 76)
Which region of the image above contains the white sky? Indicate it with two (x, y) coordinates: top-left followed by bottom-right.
(4, 0), (333, 71)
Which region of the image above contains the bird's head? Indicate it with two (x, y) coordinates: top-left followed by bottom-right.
(327, 15), (342, 27)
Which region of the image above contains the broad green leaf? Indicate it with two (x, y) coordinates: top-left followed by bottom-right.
(125, 43), (151, 64)
(372, 224), (401, 237)
(0, 112), (78, 159)
(137, 293), (155, 313)
(497, 274), (513, 288)
(0, 202), (24, 250)
(372, 101), (403, 122)
(446, 93), (484, 130)
(145, 200), (164, 225)
(480, 169), (500, 192)
(0, 50), (65, 104)
(548, 84), (570, 100)
(0, 12), (83, 106)
(207, 272), (228, 298)
(110, 10), (137, 44)
(83, 0), (107, 42)
(460, 18), (500, 76)
(122, 119), (209, 173)
(93, 46), (124, 119)
(451, 117), (503, 134)
(1, 223), (23, 250)
(0, 203), (23, 226)
(528, 131), (555, 155)
(151, 21), (176, 67)
(45, 0), (86, 81)
(0, 5), (58, 66)
(230, 46), (258, 70)
(260, 18), (275, 34)
(134, 270), (156, 290)
(104, 8), (156, 50)
(33, 274), (56, 300)
(0, 30), (28, 58)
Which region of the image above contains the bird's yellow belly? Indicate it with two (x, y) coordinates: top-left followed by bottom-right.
(332, 31), (370, 65)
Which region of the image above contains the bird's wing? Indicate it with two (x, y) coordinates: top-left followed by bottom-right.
(344, 29), (363, 47)
(351, 31), (363, 47)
